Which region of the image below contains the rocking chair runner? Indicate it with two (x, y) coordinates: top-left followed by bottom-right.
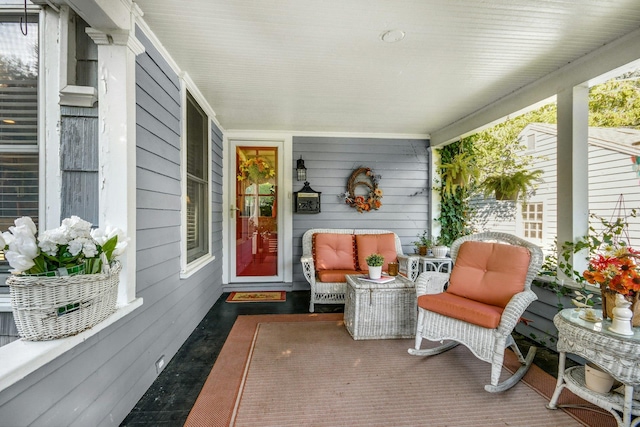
(408, 232), (543, 392)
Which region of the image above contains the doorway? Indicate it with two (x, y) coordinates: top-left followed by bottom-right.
(230, 142), (283, 282)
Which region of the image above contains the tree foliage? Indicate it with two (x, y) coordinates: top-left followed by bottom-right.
(435, 72), (640, 244)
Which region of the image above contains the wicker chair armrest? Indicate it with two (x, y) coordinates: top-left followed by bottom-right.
(415, 271), (450, 297)
(301, 255), (316, 285)
(397, 254), (420, 281)
(497, 290), (537, 334)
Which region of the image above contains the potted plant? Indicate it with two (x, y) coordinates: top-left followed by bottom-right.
(413, 231), (432, 256)
(365, 253), (384, 279)
(432, 236), (449, 258)
(439, 151), (479, 195)
(482, 169), (543, 201)
(1, 215), (129, 341)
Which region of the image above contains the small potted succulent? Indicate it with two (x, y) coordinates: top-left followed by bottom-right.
(365, 253), (384, 279)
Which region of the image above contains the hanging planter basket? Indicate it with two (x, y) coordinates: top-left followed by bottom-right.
(495, 189), (519, 201)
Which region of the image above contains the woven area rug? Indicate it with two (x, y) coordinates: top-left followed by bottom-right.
(185, 314), (615, 427)
(225, 292), (286, 303)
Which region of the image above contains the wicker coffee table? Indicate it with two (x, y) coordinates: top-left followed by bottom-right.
(344, 274), (416, 340)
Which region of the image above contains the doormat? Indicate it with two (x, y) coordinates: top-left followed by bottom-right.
(226, 291), (286, 303)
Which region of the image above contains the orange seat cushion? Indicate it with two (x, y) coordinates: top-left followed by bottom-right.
(355, 233), (397, 271)
(317, 269), (366, 283)
(313, 233), (356, 271)
(418, 292), (504, 329)
(446, 241), (531, 308)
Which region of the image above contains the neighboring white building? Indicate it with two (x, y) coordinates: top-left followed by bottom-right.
(471, 123), (640, 256)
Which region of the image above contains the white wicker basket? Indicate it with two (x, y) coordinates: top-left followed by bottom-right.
(7, 262), (121, 341)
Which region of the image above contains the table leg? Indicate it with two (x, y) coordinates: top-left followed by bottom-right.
(547, 351), (567, 409)
(623, 384), (633, 427)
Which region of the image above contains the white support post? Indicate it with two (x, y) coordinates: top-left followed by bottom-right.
(556, 84), (590, 282)
(86, 27), (144, 305)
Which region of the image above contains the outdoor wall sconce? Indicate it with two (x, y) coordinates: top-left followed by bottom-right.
(296, 156), (307, 181)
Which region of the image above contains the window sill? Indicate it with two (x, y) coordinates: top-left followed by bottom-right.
(0, 297), (143, 392)
(180, 254), (215, 279)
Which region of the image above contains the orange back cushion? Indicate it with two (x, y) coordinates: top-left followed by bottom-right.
(355, 233), (397, 271)
(313, 233), (356, 270)
(446, 241), (531, 308)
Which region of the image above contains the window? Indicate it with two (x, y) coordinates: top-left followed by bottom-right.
(185, 91), (209, 263)
(522, 202), (543, 240)
(0, 14), (39, 267)
(526, 133), (536, 151)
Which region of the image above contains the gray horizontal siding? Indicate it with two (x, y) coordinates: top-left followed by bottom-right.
(0, 25), (224, 426)
(292, 136), (430, 290)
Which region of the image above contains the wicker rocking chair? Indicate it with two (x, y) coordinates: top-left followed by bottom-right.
(408, 232), (543, 392)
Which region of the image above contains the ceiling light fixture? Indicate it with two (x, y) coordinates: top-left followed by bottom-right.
(2, 119), (16, 124)
(380, 29), (405, 43)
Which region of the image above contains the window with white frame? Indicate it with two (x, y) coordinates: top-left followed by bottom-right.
(185, 91), (209, 263)
(522, 202), (543, 240)
(0, 14), (39, 269)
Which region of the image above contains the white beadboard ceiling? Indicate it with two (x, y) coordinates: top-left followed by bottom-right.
(133, 0), (640, 137)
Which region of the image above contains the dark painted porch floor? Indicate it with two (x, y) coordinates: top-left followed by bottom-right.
(120, 291), (564, 427)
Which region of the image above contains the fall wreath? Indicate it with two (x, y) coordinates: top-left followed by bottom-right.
(343, 167), (383, 213)
(237, 157), (276, 183)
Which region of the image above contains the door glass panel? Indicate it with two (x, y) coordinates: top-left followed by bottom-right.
(235, 147), (278, 277)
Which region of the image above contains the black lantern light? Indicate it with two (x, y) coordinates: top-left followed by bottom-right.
(296, 156), (307, 181)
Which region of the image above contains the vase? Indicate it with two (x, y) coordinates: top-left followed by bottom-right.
(609, 293), (635, 336)
(432, 246), (448, 258)
(584, 363), (614, 393)
(601, 286), (640, 327)
(368, 265), (382, 280)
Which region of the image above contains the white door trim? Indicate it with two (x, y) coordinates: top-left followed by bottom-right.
(223, 132), (293, 285)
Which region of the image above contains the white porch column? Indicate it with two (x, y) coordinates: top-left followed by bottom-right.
(556, 84), (589, 281)
(86, 27), (144, 304)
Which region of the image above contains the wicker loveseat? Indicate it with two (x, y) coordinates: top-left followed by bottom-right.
(301, 229), (419, 312)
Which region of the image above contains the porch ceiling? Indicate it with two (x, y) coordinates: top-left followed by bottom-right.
(133, 0), (640, 138)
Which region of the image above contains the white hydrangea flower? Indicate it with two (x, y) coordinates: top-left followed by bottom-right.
(0, 233), (5, 249)
(82, 240), (98, 258)
(68, 238), (87, 257)
(62, 216), (93, 239)
(38, 228), (69, 255)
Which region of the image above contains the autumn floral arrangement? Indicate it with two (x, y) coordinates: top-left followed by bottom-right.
(582, 242), (640, 325)
(583, 245), (640, 297)
(343, 167), (383, 213)
(237, 157), (276, 183)
(0, 215), (128, 276)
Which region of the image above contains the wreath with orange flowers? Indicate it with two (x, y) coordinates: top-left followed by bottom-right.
(237, 157), (276, 183)
(343, 167), (383, 213)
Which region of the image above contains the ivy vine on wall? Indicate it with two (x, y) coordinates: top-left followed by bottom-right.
(436, 140), (475, 246)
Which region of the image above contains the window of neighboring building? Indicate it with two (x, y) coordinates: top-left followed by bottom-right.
(526, 133), (536, 151)
(0, 14), (39, 269)
(185, 91), (209, 263)
(522, 202), (543, 240)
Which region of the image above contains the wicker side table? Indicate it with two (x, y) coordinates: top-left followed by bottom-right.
(343, 274), (416, 340)
(417, 256), (452, 273)
(547, 308), (640, 427)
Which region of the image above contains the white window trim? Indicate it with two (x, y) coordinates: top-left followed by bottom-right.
(180, 72), (215, 278)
